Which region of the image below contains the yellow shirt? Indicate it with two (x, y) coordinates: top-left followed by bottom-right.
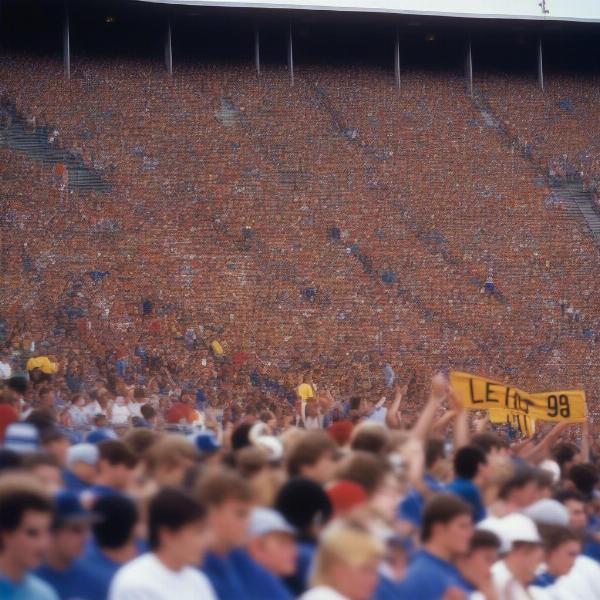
(26, 356), (58, 374)
(211, 340), (224, 356)
(297, 383), (315, 401)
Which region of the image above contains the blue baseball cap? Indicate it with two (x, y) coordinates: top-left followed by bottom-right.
(189, 431), (221, 454)
(54, 490), (99, 526)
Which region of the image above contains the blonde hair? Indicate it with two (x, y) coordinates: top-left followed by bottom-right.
(311, 520), (384, 588)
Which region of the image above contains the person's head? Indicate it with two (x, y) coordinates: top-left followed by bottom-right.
(470, 433), (509, 458)
(421, 494), (474, 557)
(23, 453), (63, 493)
(502, 513), (544, 583)
(92, 494), (139, 553)
(286, 431), (338, 484)
(246, 508), (297, 577)
(567, 463), (599, 501)
(195, 468), (252, 551)
(311, 521), (384, 600)
(538, 524), (581, 578)
(275, 477), (333, 542)
(66, 444), (99, 485)
(425, 437), (448, 478)
(498, 465), (539, 508)
(96, 440), (137, 491)
(41, 428), (70, 468)
(124, 428), (161, 459)
(350, 423), (390, 457)
(49, 491), (97, 566)
(335, 451), (389, 498)
(555, 489), (588, 531)
(148, 488), (209, 569)
(144, 436), (198, 487)
(0, 474), (54, 577)
(455, 529), (500, 589)
(552, 442), (582, 476)
(140, 403), (157, 425)
(453, 445), (488, 485)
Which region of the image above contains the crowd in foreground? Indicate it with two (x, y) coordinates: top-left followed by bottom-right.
(1, 352), (600, 600)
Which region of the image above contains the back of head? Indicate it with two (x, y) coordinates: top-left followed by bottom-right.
(453, 445), (486, 480)
(123, 428), (161, 458)
(350, 423), (390, 457)
(98, 439), (138, 469)
(567, 463), (599, 499)
(552, 442), (580, 471)
(335, 451), (389, 496)
(144, 435), (198, 473)
(92, 494), (139, 550)
(275, 477), (332, 540)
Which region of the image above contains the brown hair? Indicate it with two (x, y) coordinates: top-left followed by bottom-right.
(421, 494), (472, 542)
(335, 451), (389, 496)
(145, 436), (198, 473)
(195, 467), (252, 507)
(286, 431), (337, 478)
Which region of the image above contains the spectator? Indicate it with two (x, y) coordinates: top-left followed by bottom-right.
(109, 488), (216, 600)
(36, 490), (107, 600)
(86, 440), (137, 499)
(82, 494), (140, 582)
(286, 431), (339, 484)
(447, 445), (488, 522)
(300, 520), (383, 600)
(0, 474), (58, 599)
(486, 513), (544, 600)
(396, 494), (474, 599)
(63, 444), (98, 495)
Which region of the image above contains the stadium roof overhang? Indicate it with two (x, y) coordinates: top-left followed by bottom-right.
(134, 0), (600, 23)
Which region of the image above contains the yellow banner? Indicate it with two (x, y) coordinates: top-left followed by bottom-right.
(488, 408), (536, 437)
(449, 371), (586, 434)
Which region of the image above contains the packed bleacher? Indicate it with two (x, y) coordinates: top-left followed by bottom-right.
(2, 49), (600, 600)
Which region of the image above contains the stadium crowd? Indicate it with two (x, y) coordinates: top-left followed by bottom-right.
(2, 48), (600, 600)
(0, 343), (599, 600)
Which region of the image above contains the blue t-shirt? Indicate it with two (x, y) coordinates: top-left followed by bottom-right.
(36, 559), (108, 600)
(395, 550), (469, 600)
(230, 549), (293, 600)
(203, 550), (248, 599)
(62, 470), (90, 495)
(583, 537), (600, 562)
(398, 474), (446, 527)
(203, 549), (293, 600)
(374, 574), (402, 600)
(0, 572), (58, 600)
(80, 540), (123, 583)
(283, 541), (315, 596)
(447, 477), (486, 522)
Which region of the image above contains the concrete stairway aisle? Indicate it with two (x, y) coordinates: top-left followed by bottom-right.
(550, 179), (600, 246)
(0, 100), (110, 194)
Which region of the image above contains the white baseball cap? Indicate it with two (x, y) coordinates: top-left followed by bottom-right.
(249, 507), (296, 538)
(501, 513), (542, 546)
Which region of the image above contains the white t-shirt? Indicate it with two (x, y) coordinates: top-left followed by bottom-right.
(532, 556), (600, 600)
(300, 586), (350, 600)
(491, 560), (550, 600)
(109, 553), (216, 600)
